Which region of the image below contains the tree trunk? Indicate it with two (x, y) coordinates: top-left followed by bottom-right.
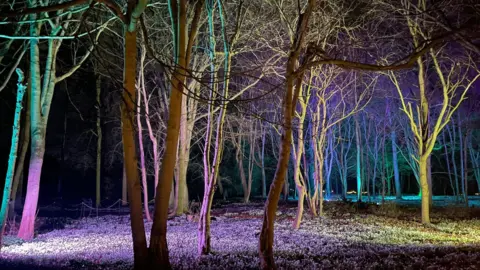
(149, 1), (189, 267)
(236, 140), (250, 203)
(261, 130), (267, 198)
(419, 156), (430, 224)
(259, 64), (299, 269)
(391, 131), (401, 199)
(18, 144), (44, 240)
(198, 0), (234, 252)
(198, 181), (215, 255)
(247, 135), (255, 203)
(136, 64), (152, 222)
(355, 116), (362, 202)
(121, 29), (148, 268)
(258, 2), (313, 259)
(10, 87), (31, 218)
(18, 21), (44, 240)
(293, 187), (305, 229)
(96, 70), (102, 208)
(0, 69), (26, 249)
(175, 98), (190, 214)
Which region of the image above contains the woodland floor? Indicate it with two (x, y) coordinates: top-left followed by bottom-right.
(1, 197), (480, 269)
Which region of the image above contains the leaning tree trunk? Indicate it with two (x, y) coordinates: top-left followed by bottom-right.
(150, 0), (196, 267)
(0, 69), (26, 250)
(293, 186), (306, 229)
(259, 102), (294, 269)
(10, 86), (31, 219)
(258, 3), (313, 262)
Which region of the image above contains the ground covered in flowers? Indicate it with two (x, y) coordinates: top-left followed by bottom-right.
(1, 199), (480, 269)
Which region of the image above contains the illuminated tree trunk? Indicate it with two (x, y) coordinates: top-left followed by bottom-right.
(150, 0), (203, 266)
(355, 115), (362, 202)
(324, 130), (334, 199)
(317, 152), (324, 216)
(198, 0), (247, 255)
(463, 131), (469, 206)
(198, 78), (230, 254)
(18, 6), (104, 240)
(293, 185), (305, 229)
(18, 18), (45, 240)
(259, 71), (297, 269)
(174, 96), (190, 214)
(198, 53), (216, 255)
(138, 43), (159, 201)
(261, 131), (267, 198)
(259, 3), (312, 267)
(247, 133), (255, 202)
(292, 73), (315, 225)
(391, 130), (401, 199)
(336, 121), (352, 199)
(381, 133), (386, 203)
(370, 129), (379, 198)
(136, 55), (152, 222)
(122, 29), (148, 268)
(0, 69), (26, 250)
(291, 81), (308, 227)
(10, 88), (30, 218)
(419, 156), (430, 223)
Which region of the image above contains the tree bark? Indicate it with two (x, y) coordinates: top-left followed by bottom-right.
(0, 69), (26, 249)
(122, 29), (149, 268)
(175, 97), (190, 214)
(18, 18), (44, 240)
(258, 3), (313, 266)
(149, 1), (190, 267)
(10, 87), (31, 218)
(419, 156), (430, 224)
